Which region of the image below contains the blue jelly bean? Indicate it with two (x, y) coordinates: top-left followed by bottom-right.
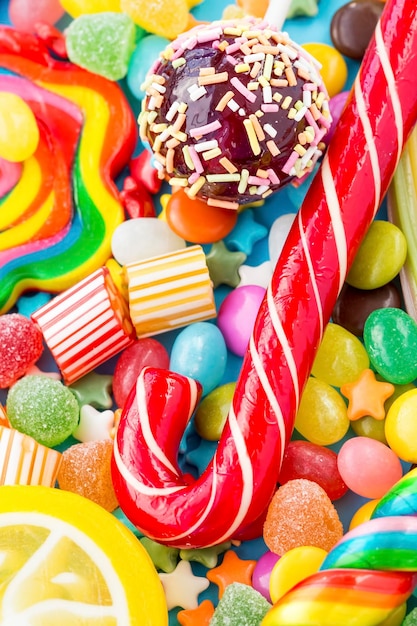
(169, 322), (227, 396)
(127, 34), (170, 100)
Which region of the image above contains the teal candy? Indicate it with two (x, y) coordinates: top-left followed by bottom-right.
(127, 35), (170, 100)
(363, 308), (417, 384)
(6, 375), (79, 447)
(169, 322), (227, 396)
(66, 12), (139, 81)
(210, 583), (271, 626)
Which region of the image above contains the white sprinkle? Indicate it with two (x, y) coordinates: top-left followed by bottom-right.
(227, 99), (240, 112)
(194, 140), (219, 152)
(189, 86), (207, 101)
(263, 123), (277, 138)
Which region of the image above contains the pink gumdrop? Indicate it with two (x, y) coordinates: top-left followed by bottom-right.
(217, 285), (266, 357)
(337, 436), (403, 499)
(9, 0), (65, 32)
(252, 550), (280, 602)
(0, 314), (43, 388)
(279, 440), (348, 501)
(112, 338), (170, 409)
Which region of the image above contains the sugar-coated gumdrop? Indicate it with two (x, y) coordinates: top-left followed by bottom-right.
(251, 551), (280, 603)
(402, 607), (417, 626)
(60, 0), (121, 17)
(217, 285), (266, 357)
(268, 545), (327, 603)
(263, 479), (343, 555)
(194, 382), (236, 441)
(363, 308), (417, 384)
(120, 0), (189, 40)
(0, 92), (40, 163)
(57, 439), (119, 511)
(279, 440), (348, 500)
(65, 12), (137, 81)
(113, 338), (170, 408)
(294, 377), (350, 445)
(9, 0), (65, 31)
(210, 582), (271, 626)
(0, 314), (43, 388)
(166, 190), (238, 244)
(6, 376), (79, 447)
(111, 217), (185, 266)
(169, 322), (227, 396)
(311, 322), (370, 387)
(385, 389), (417, 463)
(302, 42), (347, 97)
(337, 436), (403, 499)
(346, 221), (407, 289)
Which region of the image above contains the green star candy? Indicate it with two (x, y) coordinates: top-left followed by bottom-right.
(206, 241), (247, 289)
(287, 0), (319, 19)
(69, 372), (113, 409)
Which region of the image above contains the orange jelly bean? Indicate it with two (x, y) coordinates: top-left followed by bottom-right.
(165, 189), (238, 244)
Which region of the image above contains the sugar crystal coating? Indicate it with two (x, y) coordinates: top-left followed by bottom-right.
(210, 582), (271, 626)
(57, 439), (119, 512)
(0, 314), (43, 388)
(263, 479), (343, 554)
(6, 375), (79, 448)
(139, 17), (331, 207)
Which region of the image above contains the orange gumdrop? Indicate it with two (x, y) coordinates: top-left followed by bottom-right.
(263, 479), (343, 555)
(166, 189), (238, 244)
(57, 439), (119, 512)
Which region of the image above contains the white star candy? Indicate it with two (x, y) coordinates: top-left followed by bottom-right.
(72, 404), (115, 442)
(238, 260), (273, 289)
(159, 559), (210, 610)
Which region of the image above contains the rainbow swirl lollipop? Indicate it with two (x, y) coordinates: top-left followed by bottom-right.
(0, 27), (137, 313)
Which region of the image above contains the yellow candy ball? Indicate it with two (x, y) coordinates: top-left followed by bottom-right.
(60, 0), (121, 17)
(302, 42), (348, 97)
(348, 499), (379, 530)
(0, 92), (39, 163)
(269, 546), (328, 604)
(385, 388), (417, 463)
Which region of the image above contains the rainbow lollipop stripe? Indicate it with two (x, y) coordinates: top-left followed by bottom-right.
(0, 27), (136, 313)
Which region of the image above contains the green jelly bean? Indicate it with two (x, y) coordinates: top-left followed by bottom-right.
(194, 382), (236, 441)
(363, 307), (417, 384)
(311, 322), (369, 387)
(346, 220), (407, 290)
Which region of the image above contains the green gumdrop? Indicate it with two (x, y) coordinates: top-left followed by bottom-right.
(210, 583), (271, 626)
(6, 376), (79, 447)
(65, 12), (138, 81)
(402, 607), (417, 626)
(346, 220), (407, 290)
(194, 382), (236, 441)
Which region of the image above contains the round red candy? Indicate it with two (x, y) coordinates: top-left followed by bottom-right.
(0, 314), (43, 388)
(140, 18), (331, 207)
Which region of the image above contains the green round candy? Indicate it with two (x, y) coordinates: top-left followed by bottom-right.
(7, 376), (80, 447)
(350, 415), (388, 445)
(194, 382), (236, 441)
(363, 308), (417, 384)
(346, 220), (407, 289)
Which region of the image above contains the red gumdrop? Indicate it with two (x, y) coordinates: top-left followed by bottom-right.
(166, 188), (238, 244)
(0, 314), (44, 388)
(129, 150), (162, 195)
(9, 0), (65, 32)
(112, 338), (170, 408)
(279, 440), (349, 501)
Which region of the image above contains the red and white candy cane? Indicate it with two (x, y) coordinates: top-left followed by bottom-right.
(112, 0), (417, 548)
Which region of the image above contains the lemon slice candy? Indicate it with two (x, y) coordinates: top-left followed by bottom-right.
(0, 485), (168, 626)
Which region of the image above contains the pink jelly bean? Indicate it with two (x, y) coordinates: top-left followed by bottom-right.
(217, 285), (266, 357)
(0, 314), (43, 388)
(252, 550), (280, 602)
(112, 338), (170, 409)
(9, 0), (65, 32)
(337, 436), (403, 499)
(279, 440), (349, 501)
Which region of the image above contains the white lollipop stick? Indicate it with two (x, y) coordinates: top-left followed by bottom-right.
(264, 0), (293, 31)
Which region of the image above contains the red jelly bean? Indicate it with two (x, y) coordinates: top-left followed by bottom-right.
(112, 338), (170, 409)
(279, 440), (349, 501)
(166, 189), (238, 244)
(119, 176), (156, 218)
(129, 150), (162, 195)
(0, 314), (43, 388)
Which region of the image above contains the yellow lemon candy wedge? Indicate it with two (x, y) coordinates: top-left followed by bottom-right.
(0, 92), (40, 163)
(0, 485), (167, 625)
(269, 545), (328, 604)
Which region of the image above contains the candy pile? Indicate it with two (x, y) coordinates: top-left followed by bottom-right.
(1, 0), (417, 625)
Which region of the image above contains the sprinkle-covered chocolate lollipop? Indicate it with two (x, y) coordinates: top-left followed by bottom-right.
(139, 17), (331, 209)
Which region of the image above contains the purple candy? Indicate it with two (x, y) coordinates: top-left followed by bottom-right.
(252, 550), (280, 602)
